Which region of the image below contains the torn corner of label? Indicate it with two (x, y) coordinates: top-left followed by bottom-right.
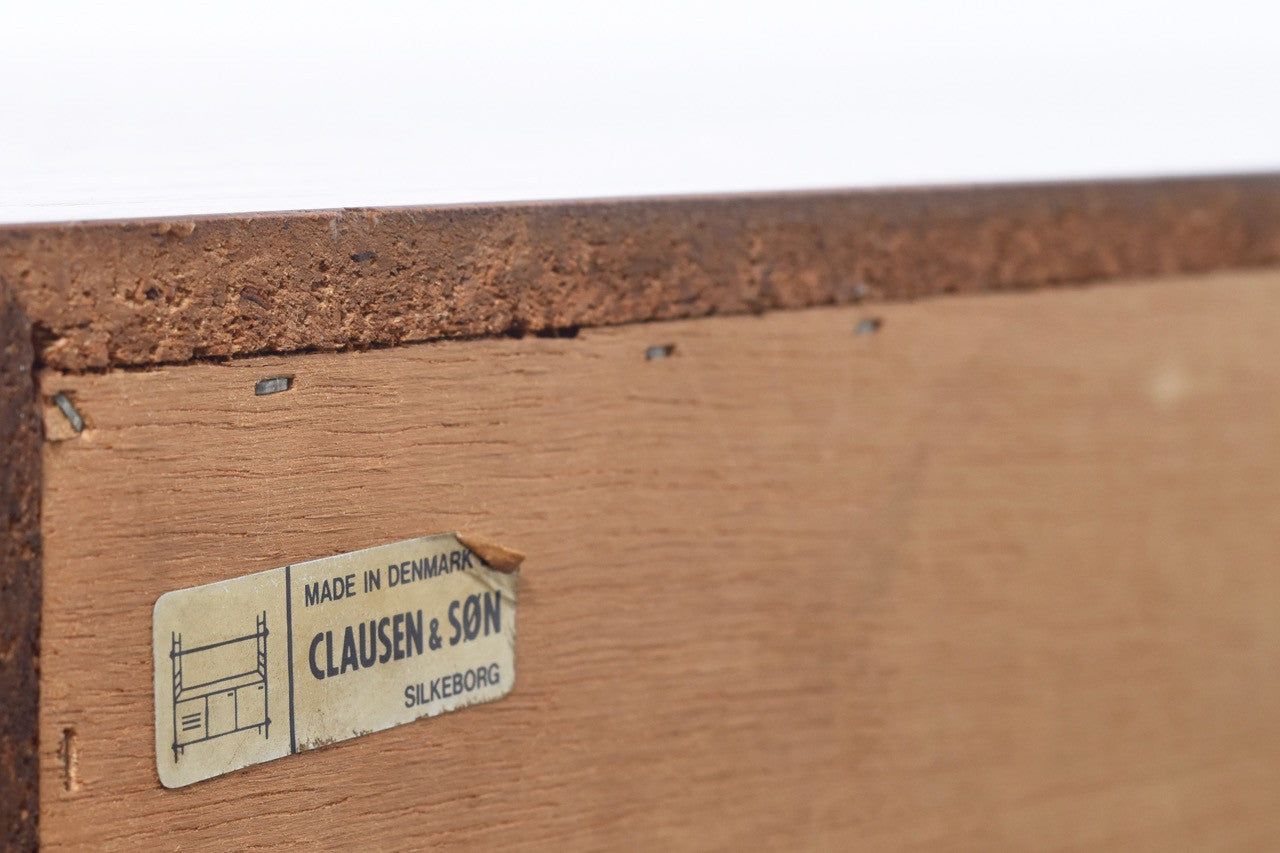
(456, 533), (525, 574)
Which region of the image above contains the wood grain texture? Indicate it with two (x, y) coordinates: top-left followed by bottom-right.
(38, 269), (1280, 849)
(4, 175), (1280, 370)
(0, 274), (40, 851)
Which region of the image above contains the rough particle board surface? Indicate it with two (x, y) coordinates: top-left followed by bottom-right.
(34, 269), (1280, 849)
(0, 275), (40, 851)
(3, 175), (1280, 371)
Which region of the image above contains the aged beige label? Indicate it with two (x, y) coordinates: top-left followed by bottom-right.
(153, 533), (518, 788)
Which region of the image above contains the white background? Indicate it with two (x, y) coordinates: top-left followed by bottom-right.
(2, 1), (1278, 224)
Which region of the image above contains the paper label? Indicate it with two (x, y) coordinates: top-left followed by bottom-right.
(153, 533), (517, 788)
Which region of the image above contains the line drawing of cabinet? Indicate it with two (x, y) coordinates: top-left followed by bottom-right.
(170, 611), (270, 763)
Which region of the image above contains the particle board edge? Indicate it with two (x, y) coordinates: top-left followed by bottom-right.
(3, 174), (1280, 371)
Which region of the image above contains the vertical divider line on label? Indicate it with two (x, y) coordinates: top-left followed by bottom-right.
(285, 564), (297, 754)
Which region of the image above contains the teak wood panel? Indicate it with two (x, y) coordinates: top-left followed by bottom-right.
(38, 269), (1280, 849)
